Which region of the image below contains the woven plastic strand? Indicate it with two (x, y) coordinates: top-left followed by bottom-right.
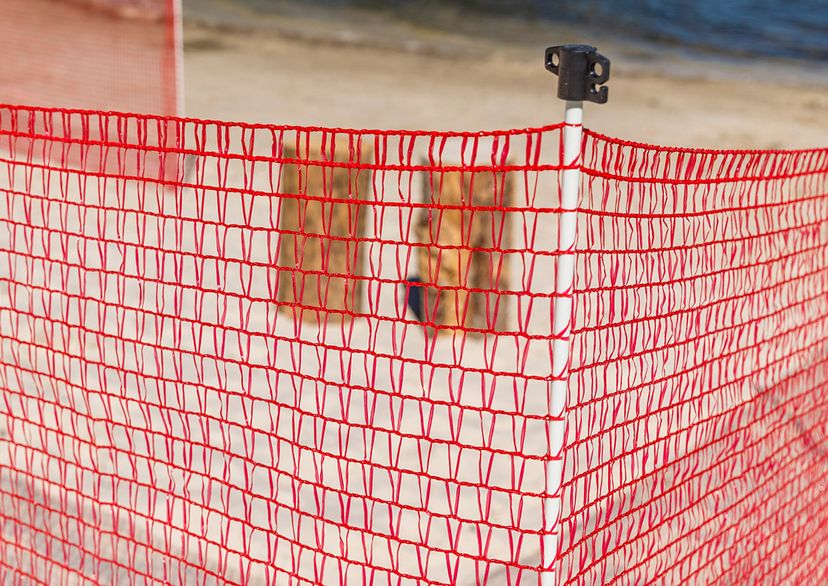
(0, 105), (565, 585)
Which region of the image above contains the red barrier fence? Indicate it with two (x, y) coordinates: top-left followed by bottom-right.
(0, 104), (826, 585)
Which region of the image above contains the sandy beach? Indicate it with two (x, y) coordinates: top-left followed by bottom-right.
(182, 0), (828, 150)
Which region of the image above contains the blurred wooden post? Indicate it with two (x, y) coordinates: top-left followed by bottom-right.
(416, 169), (513, 334)
(276, 142), (371, 323)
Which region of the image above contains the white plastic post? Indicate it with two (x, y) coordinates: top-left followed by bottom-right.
(540, 42), (608, 583)
(541, 100), (583, 586)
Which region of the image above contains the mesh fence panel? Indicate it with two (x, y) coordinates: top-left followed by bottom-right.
(561, 131), (828, 584)
(2, 103), (828, 585)
(0, 105), (565, 585)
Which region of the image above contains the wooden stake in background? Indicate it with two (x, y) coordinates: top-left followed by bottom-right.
(276, 143), (371, 323)
(415, 168), (513, 334)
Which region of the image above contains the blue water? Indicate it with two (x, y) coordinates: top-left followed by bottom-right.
(337, 0), (828, 62)
(549, 0), (828, 61)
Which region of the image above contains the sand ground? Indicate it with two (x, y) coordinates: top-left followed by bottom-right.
(181, 1), (828, 149)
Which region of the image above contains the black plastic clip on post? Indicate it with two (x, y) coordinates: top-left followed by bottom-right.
(545, 45), (610, 104)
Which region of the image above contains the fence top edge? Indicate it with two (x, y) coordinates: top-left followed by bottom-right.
(583, 128), (828, 157)
(0, 103), (564, 139)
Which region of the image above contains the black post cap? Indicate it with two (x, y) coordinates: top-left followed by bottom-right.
(545, 45), (610, 104)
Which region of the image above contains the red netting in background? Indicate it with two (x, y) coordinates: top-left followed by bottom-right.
(0, 0), (181, 181)
(0, 0), (179, 116)
(0, 104), (565, 585)
(561, 131), (828, 584)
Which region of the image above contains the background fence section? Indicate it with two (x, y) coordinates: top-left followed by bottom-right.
(0, 105), (565, 585)
(561, 132), (828, 584)
(0, 0), (179, 116)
